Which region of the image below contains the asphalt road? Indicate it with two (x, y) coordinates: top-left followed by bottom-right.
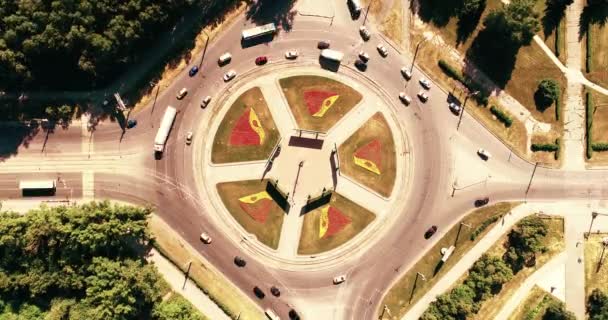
(2, 6), (608, 320)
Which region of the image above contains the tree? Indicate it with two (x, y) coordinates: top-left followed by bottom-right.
(460, 0), (485, 16)
(483, 0), (540, 47)
(543, 302), (576, 320)
(153, 296), (204, 320)
(422, 284), (477, 320)
(588, 289), (608, 319)
(465, 254), (513, 300)
(504, 216), (548, 272)
(536, 79), (560, 108)
(547, 0), (574, 7)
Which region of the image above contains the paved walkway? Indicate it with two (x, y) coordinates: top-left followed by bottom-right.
(147, 249), (230, 320)
(564, 211), (587, 318)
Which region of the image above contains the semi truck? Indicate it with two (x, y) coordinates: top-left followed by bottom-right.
(320, 49), (344, 62)
(154, 106), (177, 153)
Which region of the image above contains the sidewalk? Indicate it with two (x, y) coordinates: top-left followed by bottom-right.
(147, 249), (230, 320)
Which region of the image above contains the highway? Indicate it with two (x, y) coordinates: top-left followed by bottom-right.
(1, 4), (607, 320)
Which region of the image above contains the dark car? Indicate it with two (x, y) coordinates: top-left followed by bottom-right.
(354, 59), (367, 71)
(289, 309), (301, 320)
(255, 56), (268, 65)
(270, 286), (280, 297)
(253, 286), (265, 299)
(474, 197), (490, 207)
(188, 66), (199, 77)
(126, 119), (137, 129)
(234, 256), (246, 267)
(424, 225), (438, 239)
(318, 40), (330, 49)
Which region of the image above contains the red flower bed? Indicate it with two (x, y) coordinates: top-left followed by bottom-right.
(354, 139), (383, 171)
(230, 107), (261, 146)
(239, 199), (272, 223)
(323, 206), (351, 239)
(303, 90), (338, 117)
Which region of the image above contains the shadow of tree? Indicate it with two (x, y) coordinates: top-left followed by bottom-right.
(417, 0), (464, 27)
(579, 2), (608, 40)
(534, 90), (553, 112)
(0, 121), (39, 161)
(245, 0), (298, 32)
(456, 3), (485, 46)
(542, 0), (568, 38)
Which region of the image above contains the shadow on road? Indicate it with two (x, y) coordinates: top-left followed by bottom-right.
(245, 0), (297, 32)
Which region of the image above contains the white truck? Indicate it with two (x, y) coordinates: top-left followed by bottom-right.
(320, 49), (344, 62)
(154, 106), (177, 153)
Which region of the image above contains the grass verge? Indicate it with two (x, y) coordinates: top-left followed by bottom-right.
(279, 75), (362, 132)
(587, 23), (608, 89)
(584, 233), (608, 295)
(379, 0), (404, 46)
(212, 87), (280, 164)
(337, 112), (396, 197)
(379, 202), (519, 319)
(148, 215), (263, 320)
(298, 192), (375, 255)
(507, 285), (559, 320)
(216, 179), (284, 249)
(472, 216), (564, 319)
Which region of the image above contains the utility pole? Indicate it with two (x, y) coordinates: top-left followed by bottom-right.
(587, 211), (600, 239)
(457, 91), (479, 131)
(597, 237), (608, 271)
(199, 29), (210, 67)
(454, 222), (472, 246)
(379, 305), (392, 319)
(525, 162), (539, 195)
(362, 0), (373, 26)
(182, 260), (192, 289)
(409, 272), (426, 303)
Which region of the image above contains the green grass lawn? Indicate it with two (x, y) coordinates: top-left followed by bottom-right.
(298, 192), (375, 255)
(380, 202), (519, 319)
(507, 285), (560, 320)
(216, 180), (284, 249)
(585, 233), (608, 295)
(472, 216), (564, 319)
(211, 87), (280, 164)
(337, 112), (396, 198)
(279, 75), (362, 132)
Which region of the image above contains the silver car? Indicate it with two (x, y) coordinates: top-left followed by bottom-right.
(223, 70), (237, 82)
(419, 78), (431, 89)
(377, 44), (388, 57)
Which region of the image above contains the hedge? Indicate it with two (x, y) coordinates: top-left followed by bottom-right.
(555, 20), (562, 58)
(438, 59), (490, 106)
(470, 215), (502, 241)
(438, 59), (465, 83)
(555, 87), (561, 121)
(592, 143), (608, 151)
(531, 143), (559, 152)
(490, 105), (513, 127)
(555, 138), (561, 160)
(587, 91), (594, 159)
(587, 25), (593, 73)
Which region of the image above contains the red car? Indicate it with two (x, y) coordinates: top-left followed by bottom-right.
(255, 56), (268, 65)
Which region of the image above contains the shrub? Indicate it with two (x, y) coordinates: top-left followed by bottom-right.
(587, 91), (594, 159)
(555, 138), (561, 160)
(490, 105), (513, 127)
(536, 79), (560, 109)
(555, 22), (562, 58)
(555, 87), (561, 121)
(438, 59), (490, 106)
(438, 59), (466, 83)
(470, 215), (502, 241)
(592, 143), (608, 151)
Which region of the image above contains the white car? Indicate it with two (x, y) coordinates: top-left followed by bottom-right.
(359, 26), (371, 40)
(399, 92), (412, 105)
(377, 44), (388, 57)
(201, 96), (211, 108)
(333, 274), (346, 285)
(417, 90), (429, 102)
(477, 148), (492, 160)
(358, 51), (370, 62)
(419, 78), (431, 89)
(176, 88), (188, 100)
(199, 232), (212, 244)
(186, 131), (193, 145)
(400, 67), (412, 80)
(285, 50), (299, 59)
(223, 70), (237, 82)
(448, 102), (461, 115)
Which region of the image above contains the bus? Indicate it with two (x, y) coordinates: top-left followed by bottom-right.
(242, 23), (277, 41)
(20, 180), (56, 197)
(320, 49), (344, 62)
(154, 106), (177, 153)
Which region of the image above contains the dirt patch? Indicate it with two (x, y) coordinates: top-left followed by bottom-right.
(212, 87), (280, 163)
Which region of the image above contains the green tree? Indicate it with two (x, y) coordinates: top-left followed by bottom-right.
(460, 0), (485, 16)
(465, 254), (513, 300)
(153, 296), (204, 320)
(543, 302), (576, 320)
(588, 289), (608, 319)
(483, 0), (540, 47)
(536, 79), (560, 108)
(504, 216), (548, 272)
(422, 285), (477, 320)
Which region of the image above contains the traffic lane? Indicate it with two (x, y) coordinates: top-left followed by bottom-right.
(0, 123), (83, 158)
(0, 172), (82, 200)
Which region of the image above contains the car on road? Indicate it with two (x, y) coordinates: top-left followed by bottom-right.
(448, 102), (461, 115)
(223, 70), (237, 82)
(185, 131), (193, 145)
(424, 225), (438, 239)
(401, 67), (412, 80)
(474, 197), (490, 207)
(377, 44), (388, 57)
(417, 90), (429, 102)
(234, 256), (246, 267)
(399, 92), (412, 105)
(419, 78), (431, 89)
(318, 40), (330, 49)
(354, 59), (367, 71)
(188, 66), (199, 77)
(200, 96), (211, 108)
(477, 148), (492, 160)
(218, 52), (232, 65)
(253, 286), (265, 299)
(176, 88), (188, 100)
(358, 51), (370, 62)
(255, 56), (268, 65)
(333, 274), (346, 285)
(199, 232), (212, 244)
(270, 286), (280, 297)
(359, 26), (371, 41)
(126, 119), (137, 129)
(289, 309), (301, 320)
(285, 50), (299, 59)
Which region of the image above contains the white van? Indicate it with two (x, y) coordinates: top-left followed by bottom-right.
(176, 88), (188, 100)
(264, 308), (280, 320)
(218, 52), (232, 65)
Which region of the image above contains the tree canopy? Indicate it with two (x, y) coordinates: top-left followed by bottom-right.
(483, 0), (541, 48)
(588, 289), (608, 319)
(0, 0), (197, 90)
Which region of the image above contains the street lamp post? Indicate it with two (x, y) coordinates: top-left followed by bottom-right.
(525, 162), (540, 196)
(409, 272), (427, 303)
(597, 237), (608, 271)
(410, 37), (430, 72)
(362, 0), (374, 26)
(456, 90), (479, 131)
(454, 222), (472, 246)
(199, 29), (210, 67)
(587, 211), (600, 239)
(379, 305), (392, 319)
